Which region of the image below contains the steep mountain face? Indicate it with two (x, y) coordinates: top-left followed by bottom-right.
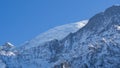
(0, 5), (120, 68)
(63, 5), (120, 68)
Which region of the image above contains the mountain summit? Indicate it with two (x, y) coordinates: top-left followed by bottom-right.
(0, 42), (14, 51)
(80, 5), (120, 33)
(1, 5), (120, 68)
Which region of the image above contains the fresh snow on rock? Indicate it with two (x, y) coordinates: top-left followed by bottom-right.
(0, 42), (16, 56)
(114, 25), (120, 30)
(0, 51), (16, 56)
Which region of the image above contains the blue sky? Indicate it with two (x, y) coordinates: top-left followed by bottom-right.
(0, 0), (120, 46)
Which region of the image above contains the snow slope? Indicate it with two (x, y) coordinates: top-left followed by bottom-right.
(21, 20), (88, 49)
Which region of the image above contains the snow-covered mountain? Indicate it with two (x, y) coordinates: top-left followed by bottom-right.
(1, 5), (120, 68)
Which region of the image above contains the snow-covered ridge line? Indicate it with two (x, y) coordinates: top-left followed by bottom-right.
(20, 20), (88, 49)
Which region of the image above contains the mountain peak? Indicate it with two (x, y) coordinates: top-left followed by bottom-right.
(106, 5), (120, 10)
(4, 42), (14, 48)
(105, 5), (120, 15)
(0, 42), (16, 56)
(0, 42), (14, 51)
(83, 5), (120, 33)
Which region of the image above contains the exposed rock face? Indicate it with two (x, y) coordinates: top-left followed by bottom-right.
(0, 5), (120, 68)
